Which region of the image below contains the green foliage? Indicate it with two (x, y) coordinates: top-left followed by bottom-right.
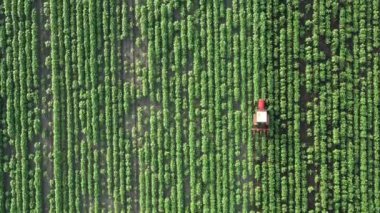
(0, 0), (379, 212)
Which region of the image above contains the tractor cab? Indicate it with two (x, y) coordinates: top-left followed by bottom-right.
(252, 99), (269, 135)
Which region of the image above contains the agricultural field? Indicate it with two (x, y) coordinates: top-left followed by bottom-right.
(0, 0), (379, 212)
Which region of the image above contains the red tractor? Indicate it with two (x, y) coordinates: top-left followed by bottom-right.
(252, 99), (269, 136)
